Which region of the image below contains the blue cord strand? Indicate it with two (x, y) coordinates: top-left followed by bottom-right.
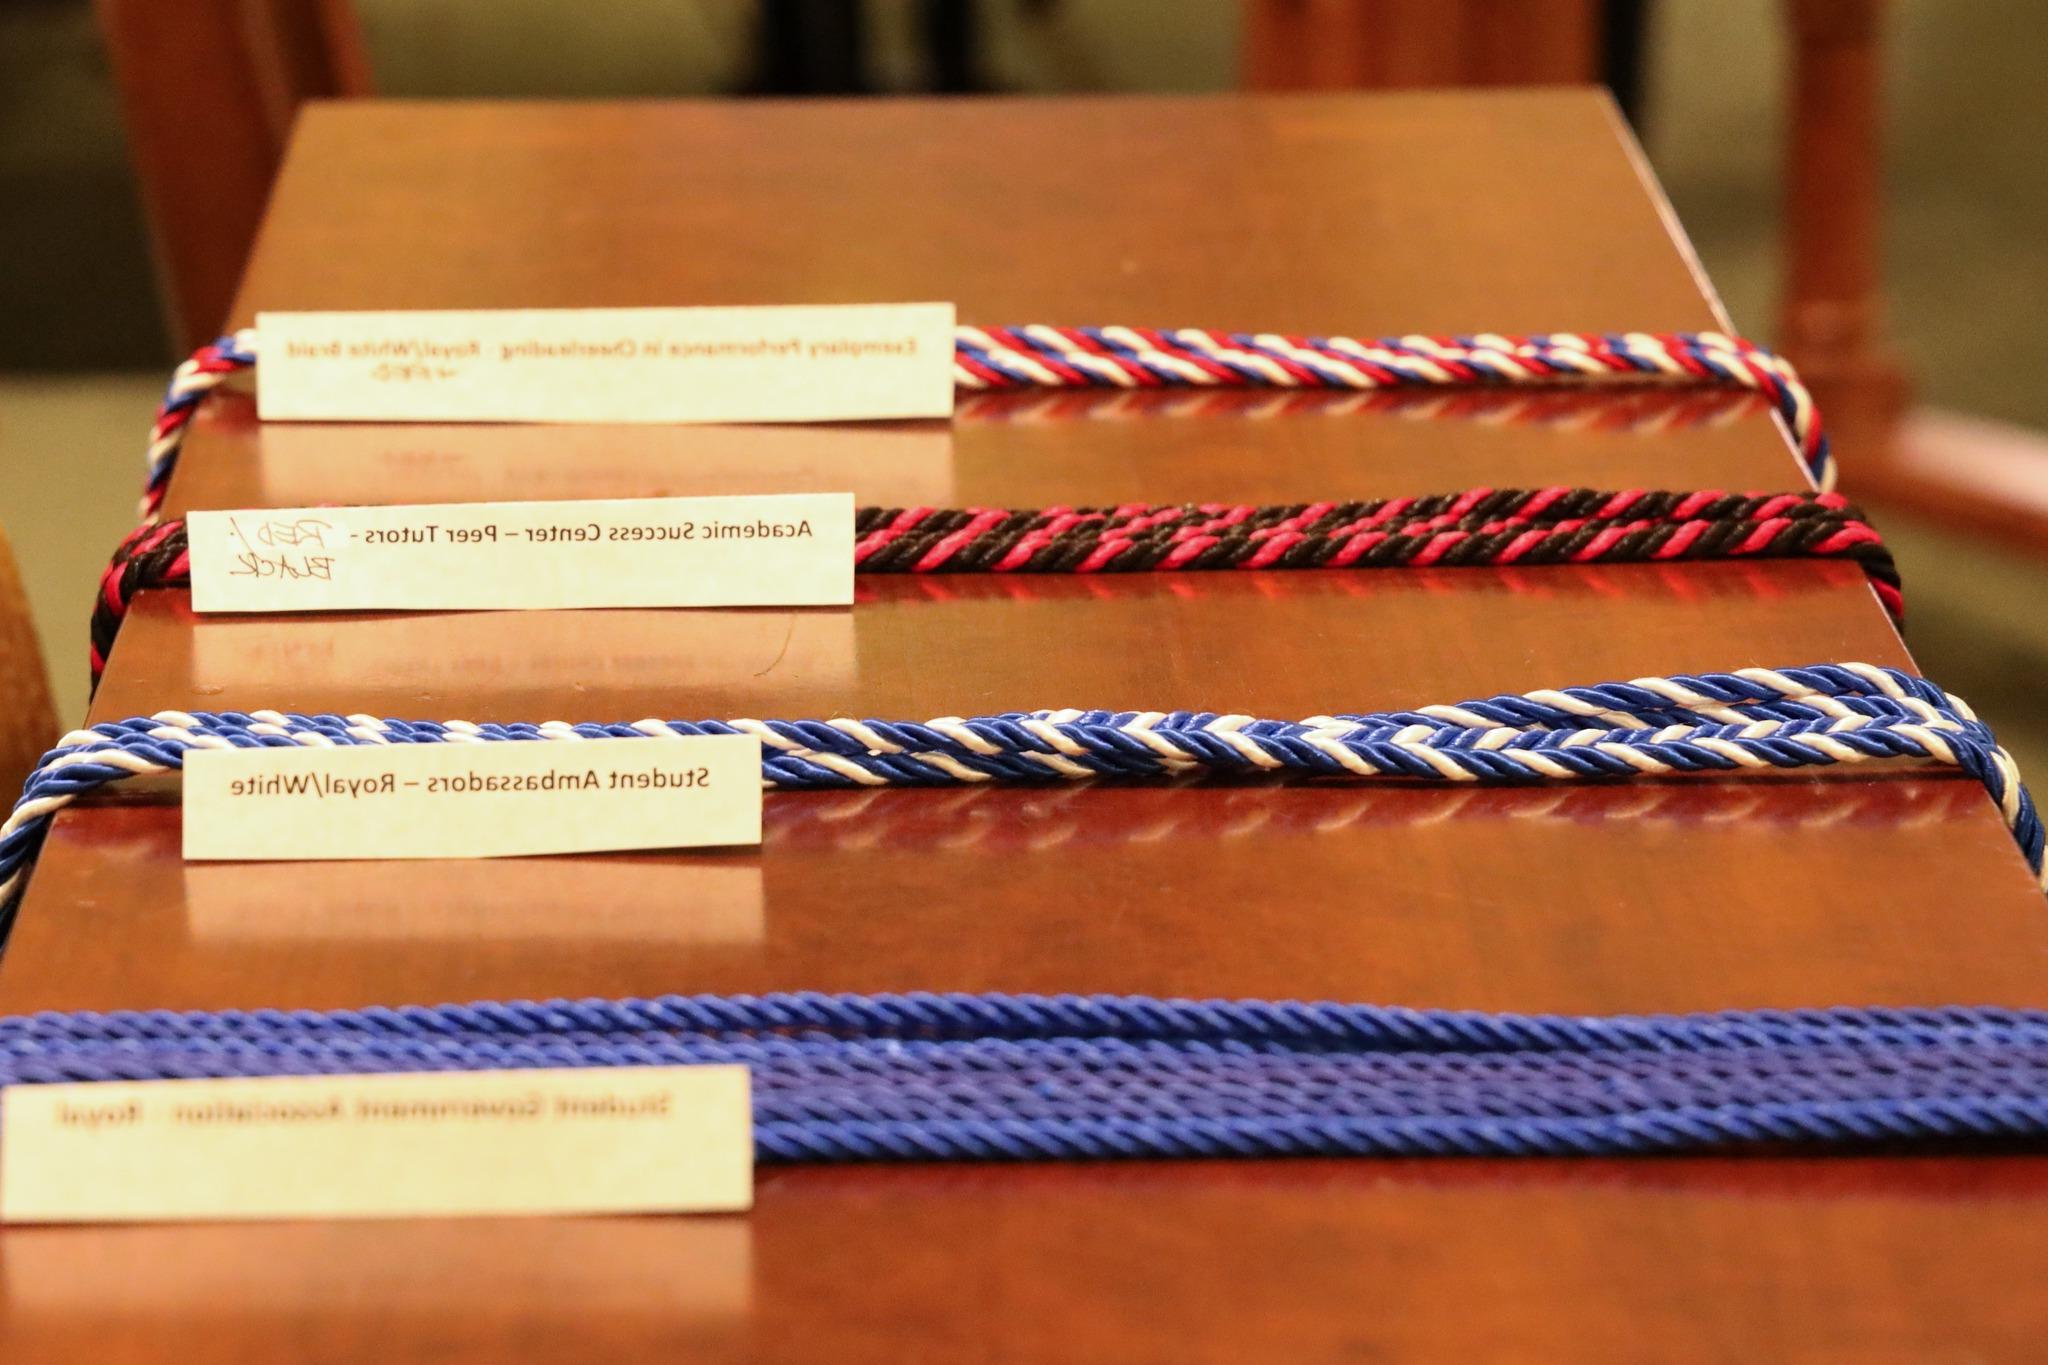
(1, 990), (2044, 1160)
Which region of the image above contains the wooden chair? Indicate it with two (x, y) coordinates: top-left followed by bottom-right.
(0, 525), (60, 809)
(1243, 0), (1603, 90)
(96, 0), (373, 356)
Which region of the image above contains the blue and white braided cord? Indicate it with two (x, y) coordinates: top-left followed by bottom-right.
(4, 988), (2048, 1159)
(3, 662), (2038, 912)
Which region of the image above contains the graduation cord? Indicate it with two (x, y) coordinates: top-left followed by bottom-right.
(5, 662), (2039, 915)
(956, 328), (1832, 489)
(4, 987), (2048, 1160)
(136, 326), (1832, 521)
(88, 489), (1899, 680)
(953, 375), (1770, 428)
(143, 331), (257, 519)
(49, 336), (2019, 1166)
(857, 490), (1889, 578)
(101, 328), (1848, 684)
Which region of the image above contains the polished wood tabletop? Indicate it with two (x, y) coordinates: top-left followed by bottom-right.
(4, 91), (2043, 1362)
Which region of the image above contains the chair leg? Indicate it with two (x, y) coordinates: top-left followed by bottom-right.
(1779, 0), (1909, 472)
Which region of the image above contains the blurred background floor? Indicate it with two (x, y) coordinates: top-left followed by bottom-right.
(3, 0), (2044, 772)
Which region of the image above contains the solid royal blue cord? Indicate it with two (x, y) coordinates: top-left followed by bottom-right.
(0, 989), (2044, 1161)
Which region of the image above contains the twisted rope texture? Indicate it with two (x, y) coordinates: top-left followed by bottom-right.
(136, 327), (1832, 523)
(952, 377), (1768, 429)
(4, 988), (2047, 1160)
(956, 327), (1832, 488)
(6, 662), (2039, 915)
(90, 489), (1899, 680)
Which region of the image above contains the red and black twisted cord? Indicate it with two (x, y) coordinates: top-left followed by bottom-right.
(93, 488), (1900, 682)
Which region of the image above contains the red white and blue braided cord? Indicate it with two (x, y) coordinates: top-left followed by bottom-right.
(954, 327), (1830, 489)
(2, 988), (2046, 1159)
(5, 662), (2038, 915)
(952, 377), (1769, 429)
(137, 326), (1833, 520)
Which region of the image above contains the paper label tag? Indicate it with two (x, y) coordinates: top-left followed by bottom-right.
(0, 1066), (751, 1223)
(181, 734), (762, 862)
(255, 304), (956, 423)
(185, 493), (853, 613)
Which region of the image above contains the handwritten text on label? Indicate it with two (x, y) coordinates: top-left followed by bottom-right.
(186, 493), (853, 613)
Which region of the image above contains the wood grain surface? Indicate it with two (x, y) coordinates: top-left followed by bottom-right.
(3, 92), (2041, 1363)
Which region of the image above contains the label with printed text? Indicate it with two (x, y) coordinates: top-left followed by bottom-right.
(186, 492), (853, 613)
(255, 304), (956, 423)
(0, 1066), (752, 1223)
(181, 732), (762, 862)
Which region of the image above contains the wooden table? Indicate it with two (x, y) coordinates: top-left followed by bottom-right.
(4, 91), (2043, 1362)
